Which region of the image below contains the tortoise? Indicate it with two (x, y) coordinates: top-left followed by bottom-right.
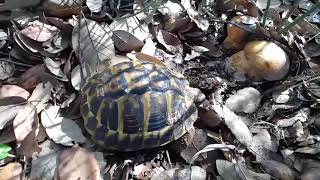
(80, 60), (204, 151)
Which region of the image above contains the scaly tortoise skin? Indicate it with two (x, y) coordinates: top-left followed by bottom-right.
(80, 61), (200, 151)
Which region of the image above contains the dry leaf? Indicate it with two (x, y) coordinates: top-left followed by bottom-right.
(71, 65), (89, 91)
(31, 152), (59, 180)
(0, 126), (16, 144)
(181, 0), (209, 31)
(0, 0), (40, 11)
(44, 57), (67, 79)
(86, 0), (103, 13)
(260, 160), (297, 180)
(212, 100), (253, 148)
(0, 98), (26, 130)
(54, 146), (101, 180)
(256, 0), (281, 9)
(112, 30), (144, 52)
(0, 162), (23, 180)
(20, 20), (59, 42)
(156, 30), (183, 54)
(141, 38), (156, 56)
(251, 129), (278, 162)
(41, 105), (86, 146)
(300, 168), (320, 180)
(28, 82), (52, 114)
(13, 102), (37, 146)
(0, 85), (30, 99)
(16, 107), (41, 157)
(18, 64), (46, 91)
(72, 18), (115, 73)
(42, 0), (81, 17)
(0, 59), (14, 80)
(107, 15), (149, 42)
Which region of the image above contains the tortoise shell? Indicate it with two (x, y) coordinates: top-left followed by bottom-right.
(80, 61), (198, 151)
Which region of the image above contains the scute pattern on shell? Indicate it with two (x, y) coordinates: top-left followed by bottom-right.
(80, 61), (198, 151)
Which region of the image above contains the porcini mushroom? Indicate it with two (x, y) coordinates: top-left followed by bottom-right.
(223, 15), (257, 50)
(226, 40), (290, 81)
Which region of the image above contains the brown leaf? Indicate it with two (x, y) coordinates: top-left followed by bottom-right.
(0, 85), (30, 99)
(28, 82), (52, 114)
(19, 64), (59, 91)
(198, 107), (222, 129)
(181, 0), (209, 31)
(16, 109), (41, 157)
(13, 102), (37, 146)
(0, 97), (26, 130)
(156, 30), (183, 54)
(260, 160), (297, 180)
(20, 20), (59, 42)
(112, 30), (144, 52)
(0, 59), (14, 80)
(45, 17), (74, 33)
(42, 0), (81, 17)
(0, 126), (16, 144)
(54, 146), (101, 180)
(0, 162), (23, 180)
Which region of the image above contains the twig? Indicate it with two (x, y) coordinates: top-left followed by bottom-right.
(262, 0), (272, 27)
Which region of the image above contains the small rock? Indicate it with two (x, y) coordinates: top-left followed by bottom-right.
(225, 87), (261, 113)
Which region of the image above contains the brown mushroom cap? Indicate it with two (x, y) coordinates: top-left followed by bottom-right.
(227, 41), (290, 81)
(244, 41), (289, 81)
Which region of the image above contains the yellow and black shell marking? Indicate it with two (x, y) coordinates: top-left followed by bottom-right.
(80, 61), (198, 151)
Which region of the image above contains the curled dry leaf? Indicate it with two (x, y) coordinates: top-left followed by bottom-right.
(72, 19), (115, 73)
(179, 128), (208, 163)
(20, 20), (59, 42)
(40, 105), (86, 146)
(28, 82), (52, 113)
(276, 108), (310, 128)
(157, 30), (183, 54)
(184, 46), (209, 61)
(251, 129), (278, 162)
(0, 162), (23, 180)
(225, 87), (261, 113)
(112, 30), (144, 52)
(181, 0), (209, 31)
(158, 0), (186, 32)
(0, 85), (30, 99)
(0, 59), (14, 80)
(71, 65), (89, 91)
(43, 32), (70, 56)
(44, 57), (67, 79)
(54, 146), (101, 180)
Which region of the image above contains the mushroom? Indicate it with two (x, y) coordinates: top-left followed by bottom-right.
(225, 40), (290, 81)
(223, 15), (257, 50)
